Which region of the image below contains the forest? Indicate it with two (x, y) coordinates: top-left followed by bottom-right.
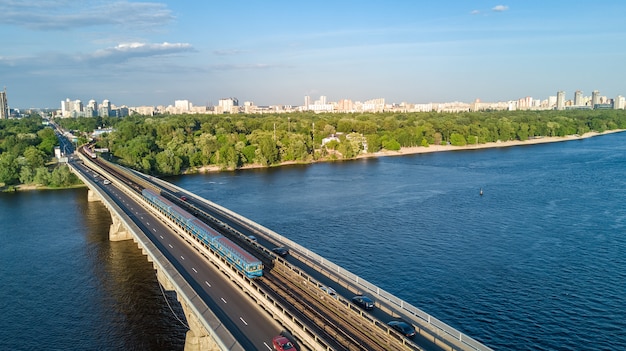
(0, 116), (80, 189)
(53, 109), (626, 177)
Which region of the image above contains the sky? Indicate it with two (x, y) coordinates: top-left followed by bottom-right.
(1, 0), (626, 109)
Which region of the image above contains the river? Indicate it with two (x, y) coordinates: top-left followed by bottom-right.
(2, 132), (626, 350)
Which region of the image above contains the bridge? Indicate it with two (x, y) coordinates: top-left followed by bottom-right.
(67, 147), (493, 351)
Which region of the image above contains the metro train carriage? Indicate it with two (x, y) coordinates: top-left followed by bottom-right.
(141, 188), (263, 279)
(83, 146), (97, 159)
(189, 218), (221, 246)
(213, 236), (264, 278)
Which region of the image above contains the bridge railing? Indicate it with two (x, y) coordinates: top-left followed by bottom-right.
(69, 158), (246, 351)
(142, 174), (493, 351)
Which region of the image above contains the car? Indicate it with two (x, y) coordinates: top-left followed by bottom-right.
(180, 195), (187, 201)
(247, 235), (258, 242)
(272, 246), (290, 257)
(351, 295), (374, 310)
(272, 335), (295, 351)
(388, 320), (416, 338)
(103, 179), (111, 185)
(320, 286), (336, 297)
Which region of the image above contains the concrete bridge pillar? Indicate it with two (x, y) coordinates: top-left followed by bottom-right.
(109, 212), (132, 241)
(180, 298), (219, 351)
(87, 189), (100, 202)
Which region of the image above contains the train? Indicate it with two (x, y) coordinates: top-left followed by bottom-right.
(142, 188), (263, 279)
(83, 146), (97, 159)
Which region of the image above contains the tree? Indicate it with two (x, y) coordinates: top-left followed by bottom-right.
(0, 153), (19, 185)
(450, 133), (467, 146)
(23, 146), (47, 169)
(155, 150), (183, 175)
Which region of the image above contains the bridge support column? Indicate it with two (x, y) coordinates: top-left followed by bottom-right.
(87, 189), (100, 202)
(180, 298), (219, 351)
(109, 213), (132, 241)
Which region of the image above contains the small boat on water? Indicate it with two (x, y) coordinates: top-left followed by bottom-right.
(480, 188), (483, 196)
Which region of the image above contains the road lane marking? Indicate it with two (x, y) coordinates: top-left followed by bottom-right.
(239, 317), (248, 326)
(263, 342), (271, 350)
(205, 281), (211, 288)
(168, 244), (173, 248)
(160, 235), (163, 239)
(152, 228), (156, 232)
(221, 298), (227, 304)
(192, 267), (197, 273)
(180, 256), (185, 260)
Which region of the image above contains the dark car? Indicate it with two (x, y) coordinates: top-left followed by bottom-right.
(272, 335), (295, 351)
(272, 246), (290, 257)
(351, 295), (374, 310)
(388, 320), (416, 338)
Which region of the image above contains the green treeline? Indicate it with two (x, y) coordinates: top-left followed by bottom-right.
(65, 109), (626, 177)
(0, 116), (80, 189)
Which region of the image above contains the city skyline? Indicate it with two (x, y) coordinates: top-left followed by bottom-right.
(48, 87), (624, 118)
(2, 1), (626, 108)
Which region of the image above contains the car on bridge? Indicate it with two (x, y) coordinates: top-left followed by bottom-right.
(388, 320), (416, 338)
(272, 246), (289, 257)
(272, 335), (295, 351)
(351, 295), (374, 310)
(320, 285), (336, 297)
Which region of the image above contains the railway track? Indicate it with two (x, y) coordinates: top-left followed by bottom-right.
(79, 147), (419, 351)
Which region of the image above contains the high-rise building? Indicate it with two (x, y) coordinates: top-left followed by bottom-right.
(556, 91), (565, 110)
(218, 97), (239, 113)
(61, 98), (71, 117)
(86, 99), (98, 117)
(615, 95), (625, 110)
(99, 99), (112, 117)
(0, 88), (8, 119)
(174, 99), (191, 111)
(304, 95), (311, 109)
(574, 90), (583, 106)
(592, 90), (600, 107)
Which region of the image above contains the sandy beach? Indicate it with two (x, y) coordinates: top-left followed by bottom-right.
(361, 129), (626, 159)
(191, 129), (625, 174)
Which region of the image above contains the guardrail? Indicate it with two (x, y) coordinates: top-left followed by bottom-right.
(69, 157), (246, 351)
(151, 177), (493, 351)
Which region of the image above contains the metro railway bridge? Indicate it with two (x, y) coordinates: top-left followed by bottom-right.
(68, 145), (493, 351)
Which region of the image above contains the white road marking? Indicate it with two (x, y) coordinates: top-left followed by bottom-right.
(263, 342), (271, 350)
(221, 298), (227, 304)
(152, 228), (156, 232)
(192, 267), (197, 273)
(205, 281), (211, 288)
(160, 235), (163, 239)
(168, 244), (173, 249)
(239, 317), (248, 326)
(180, 256), (185, 260)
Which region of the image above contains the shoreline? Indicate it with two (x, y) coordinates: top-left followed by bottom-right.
(193, 129), (625, 173)
(360, 129), (626, 159)
(6, 130), (623, 190)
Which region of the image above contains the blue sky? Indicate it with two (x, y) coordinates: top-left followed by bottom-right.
(1, 0), (625, 108)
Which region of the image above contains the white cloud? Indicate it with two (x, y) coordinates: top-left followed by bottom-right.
(492, 5), (509, 12)
(0, 0), (174, 30)
(85, 42), (195, 64)
(470, 10), (481, 15)
(213, 49), (246, 56)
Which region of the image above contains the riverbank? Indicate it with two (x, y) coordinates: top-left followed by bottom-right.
(1, 183), (86, 193)
(362, 129), (626, 159)
(192, 129), (625, 173)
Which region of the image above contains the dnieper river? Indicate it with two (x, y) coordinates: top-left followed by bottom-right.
(1, 132), (625, 350)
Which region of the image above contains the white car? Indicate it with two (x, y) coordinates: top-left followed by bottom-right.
(320, 286), (336, 297)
